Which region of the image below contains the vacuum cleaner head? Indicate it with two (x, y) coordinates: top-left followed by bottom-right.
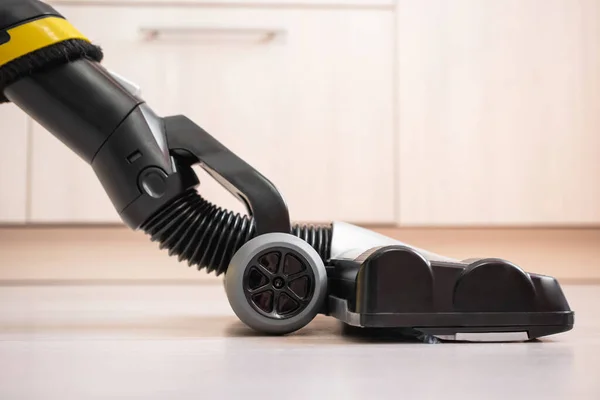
(224, 222), (574, 341)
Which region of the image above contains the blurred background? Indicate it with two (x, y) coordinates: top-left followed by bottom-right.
(0, 0), (599, 284)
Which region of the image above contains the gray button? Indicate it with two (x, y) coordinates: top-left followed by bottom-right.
(139, 167), (168, 198)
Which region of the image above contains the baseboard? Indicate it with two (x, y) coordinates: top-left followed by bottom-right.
(1, 226), (599, 282)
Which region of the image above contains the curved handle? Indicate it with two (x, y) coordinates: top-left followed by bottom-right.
(164, 114), (291, 236)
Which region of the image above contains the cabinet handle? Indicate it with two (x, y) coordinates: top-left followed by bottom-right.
(139, 27), (286, 43)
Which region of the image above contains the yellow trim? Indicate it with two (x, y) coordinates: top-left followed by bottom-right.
(0, 16), (89, 67)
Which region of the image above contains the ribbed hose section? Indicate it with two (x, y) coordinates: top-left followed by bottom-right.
(141, 189), (332, 276)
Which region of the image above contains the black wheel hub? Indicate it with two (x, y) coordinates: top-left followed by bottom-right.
(242, 247), (316, 319)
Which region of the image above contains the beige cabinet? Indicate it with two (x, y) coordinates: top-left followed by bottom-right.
(0, 105), (28, 223)
(29, 123), (122, 223)
(397, 0), (600, 226)
(30, 5), (395, 224)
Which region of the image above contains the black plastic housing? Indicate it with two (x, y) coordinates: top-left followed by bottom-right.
(327, 246), (574, 340)
(92, 105), (200, 227)
(4, 58), (198, 228)
(5, 59), (140, 162)
(0, 0), (61, 31)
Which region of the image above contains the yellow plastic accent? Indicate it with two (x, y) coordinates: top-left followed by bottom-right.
(0, 16), (89, 67)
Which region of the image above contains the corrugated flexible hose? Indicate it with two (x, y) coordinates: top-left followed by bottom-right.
(141, 189), (332, 276)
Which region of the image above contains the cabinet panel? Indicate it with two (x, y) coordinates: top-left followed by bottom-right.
(0, 105), (28, 223)
(30, 5), (395, 223)
(30, 123), (122, 223)
(397, 0), (600, 226)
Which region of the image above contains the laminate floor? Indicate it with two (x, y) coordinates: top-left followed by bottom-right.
(0, 283), (598, 399)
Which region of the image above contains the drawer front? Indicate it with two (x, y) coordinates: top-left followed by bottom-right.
(30, 5), (395, 224)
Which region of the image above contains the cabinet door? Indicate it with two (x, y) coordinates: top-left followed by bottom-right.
(30, 5), (395, 224)
(30, 121), (122, 223)
(397, 0), (600, 226)
(0, 104), (28, 223)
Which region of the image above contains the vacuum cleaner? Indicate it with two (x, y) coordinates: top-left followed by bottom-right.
(0, 0), (574, 341)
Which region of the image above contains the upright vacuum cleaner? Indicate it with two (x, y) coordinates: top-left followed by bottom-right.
(0, 0), (574, 340)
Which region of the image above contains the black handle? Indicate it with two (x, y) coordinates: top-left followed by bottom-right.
(164, 115), (292, 236)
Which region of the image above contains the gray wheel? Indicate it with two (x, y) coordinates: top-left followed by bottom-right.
(225, 233), (328, 335)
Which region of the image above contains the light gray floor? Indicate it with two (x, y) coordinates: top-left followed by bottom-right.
(0, 283), (598, 400)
